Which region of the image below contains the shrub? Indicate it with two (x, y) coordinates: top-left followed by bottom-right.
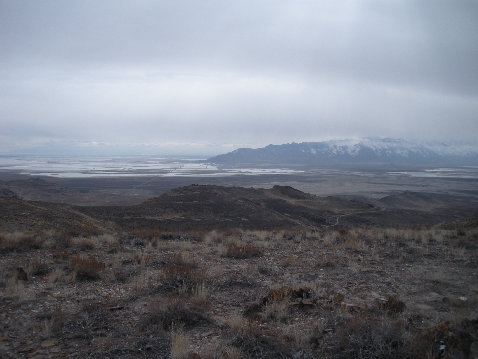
(170, 329), (191, 359)
(4, 277), (29, 301)
(28, 259), (50, 277)
(263, 299), (289, 322)
(132, 228), (161, 240)
(161, 254), (204, 293)
(377, 296), (406, 315)
(141, 300), (210, 332)
(201, 340), (244, 359)
(71, 237), (96, 251)
(330, 314), (408, 359)
(39, 304), (65, 337)
(70, 255), (104, 281)
(225, 244), (262, 259)
(0, 231), (42, 252)
(244, 286), (316, 320)
(408, 321), (475, 359)
(231, 322), (292, 359)
(202, 230), (223, 244)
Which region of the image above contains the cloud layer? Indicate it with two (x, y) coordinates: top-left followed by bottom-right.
(1, 0), (477, 155)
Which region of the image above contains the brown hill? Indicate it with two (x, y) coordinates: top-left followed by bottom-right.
(80, 185), (375, 231)
(1, 185), (476, 233)
(0, 196), (111, 234)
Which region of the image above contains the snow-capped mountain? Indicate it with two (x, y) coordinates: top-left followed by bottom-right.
(208, 138), (478, 167)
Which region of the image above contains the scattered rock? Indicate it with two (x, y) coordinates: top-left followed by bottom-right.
(108, 305), (125, 311)
(13, 267), (28, 281)
(18, 345), (34, 353)
(28, 354), (46, 359)
(40, 339), (58, 348)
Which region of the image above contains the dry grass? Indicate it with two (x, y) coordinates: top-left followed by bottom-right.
(1, 224), (477, 358)
(0, 231), (43, 252)
(4, 276), (29, 301)
(133, 269), (155, 293)
(427, 269), (451, 285)
(201, 340), (244, 359)
(48, 267), (69, 284)
(170, 329), (191, 359)
(329, 314), (409, 359)
(322, 231), (340, 246)
(190, 282), (209, 308)
(230, 321), (293, 358)
(161, 254), (204, 293)
(141, 299), (211, 332)
(337, 234), (367, 250)
(71, 236), (96, 250)
(280, 254), (299, 267)
(224, 244), (263, 259)
(95, 233), (118, 246)
(263, 299), (289, 322)
(41, 304), (65, 338)
(202, 230), (223, 244)
(27, 259), (50, 277)
(227, 315), (247, 336)
(134, 250), (151, 267)
(70, 255), (104, 281)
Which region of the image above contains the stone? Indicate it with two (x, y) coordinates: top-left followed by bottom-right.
(40, 339), (58, 348)
(15, 267), (28, 281)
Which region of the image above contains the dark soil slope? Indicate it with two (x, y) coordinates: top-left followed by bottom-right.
(0, 196), (111, 234)
(2, 185), (476, 233)
(81, 185), (374, 231)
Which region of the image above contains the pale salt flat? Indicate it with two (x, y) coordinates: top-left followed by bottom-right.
(387, 167), (478, 179)
(0, 156), (303, 178)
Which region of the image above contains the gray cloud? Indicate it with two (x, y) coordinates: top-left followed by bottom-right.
(1, 0), (477, 155)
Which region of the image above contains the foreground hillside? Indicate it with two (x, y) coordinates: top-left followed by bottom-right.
(1, 222), (478, 358)
(1, 185), (478, 358)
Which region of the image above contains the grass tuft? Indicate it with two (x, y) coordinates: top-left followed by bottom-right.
(70, 255), (104, 281)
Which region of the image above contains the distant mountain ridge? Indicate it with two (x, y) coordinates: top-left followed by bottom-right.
(208, 138), (478, 166)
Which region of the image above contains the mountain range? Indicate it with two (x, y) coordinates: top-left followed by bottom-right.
(208, 138), (478, 167)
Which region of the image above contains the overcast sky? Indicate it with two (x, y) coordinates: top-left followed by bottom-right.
(1, 0), (477, 155)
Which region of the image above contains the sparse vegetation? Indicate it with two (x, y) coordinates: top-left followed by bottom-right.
(70, 255), (104, 281)
(1, 209), (478, 357)
(161, 253), (205, 293)
(225, 243), (263, 259)
(0, 231), (43, 252)
(170, 328), (191, 359)
(142, 299), (211, 332)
